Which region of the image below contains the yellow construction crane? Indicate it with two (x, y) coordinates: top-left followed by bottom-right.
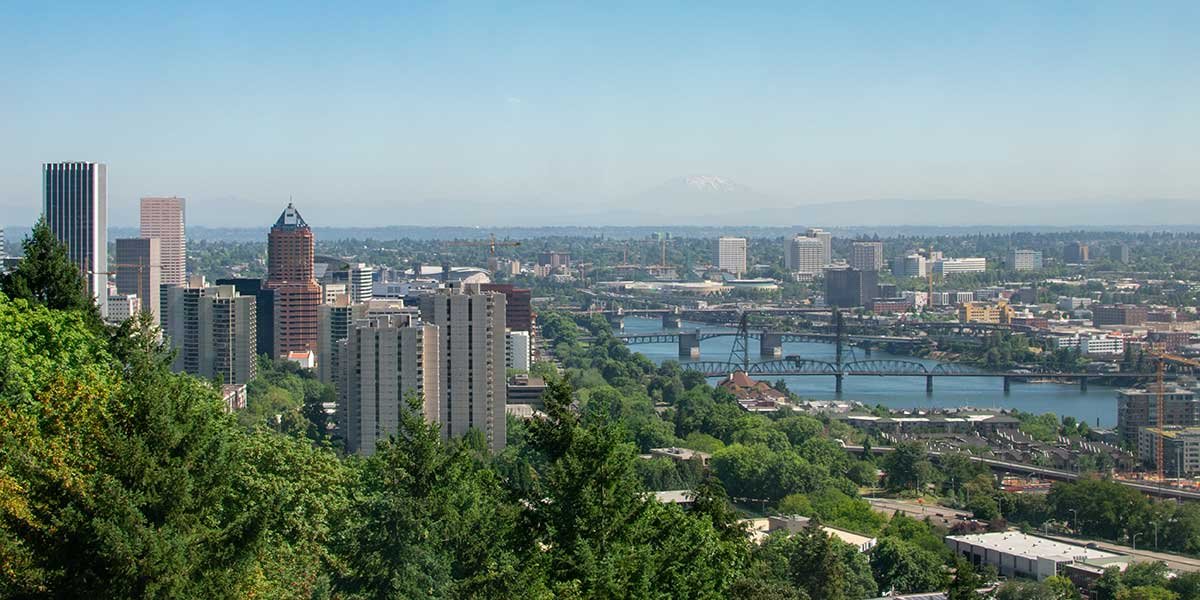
(91, 260), (153, 315)
(443, 234), (522, 272)
(1147, 349), (1200, 481)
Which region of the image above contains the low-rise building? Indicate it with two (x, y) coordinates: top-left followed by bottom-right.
(945, 532), (1121, 581)
(1093, 304), (1148, 327)
(958, 301), (1014, 324)
(1008, 249), (1043, 271)
(650, 447), (712, 467)
(718, 370), (793, 412)
(1117, 384), (1200, 441)
(1137, 426), (1200, 477)
(934, 257), (987, 275)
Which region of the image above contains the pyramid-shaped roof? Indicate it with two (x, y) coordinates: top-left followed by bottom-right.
(273, 202), (309, 229)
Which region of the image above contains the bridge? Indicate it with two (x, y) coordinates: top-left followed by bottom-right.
(616, 329), (924, 359)
(844, 445), (1200, 502)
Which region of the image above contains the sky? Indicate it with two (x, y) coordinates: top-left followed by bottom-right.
(1, 1), (1198, 227)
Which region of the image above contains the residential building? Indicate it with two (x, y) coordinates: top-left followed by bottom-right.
(106, 293), (139, 323)
(901, 290), (929, 309)
(1149, 331), (1193, 352)
(266, 203), (322, 357)
(537, 251), (570, 269)
(221, 384), (247, 412)
(43, 162), (107, 314)
(1137, 427), (1200, 477)
(1109, 244), (1132, 264)
(322, 282), (348, 304)
(1008, 249), (1043, 271)
(419, 286), (508, 452)
(506, 330), (531, 372)
(164, 277), (257, 385)
(337, 314), (440, 455)
(1117, 384), (1200, 441)
(1093, 304), (1148, 326)
(139, 196), (186, 286)
(892, 253), (927, 278)
(945, 532), (1120, 581)
(1079, 335), (1125, 356)
(952, 291), (976, 305)
(1065, 241), (1090, 263)
(216, 278), (275, 358)
(785, 235), (825, 275)
(958, 301), (1014, 324)
(348, 262), (374, 303)
(933, 257), (987, 275)
(824, 267), (879, 308)
(806, 228), (832, 265)
(849, 240), (884, 272)
(114, 237), (161, 324)
(480, 283), (533, 331)
(717, 236), (748, 276)
(318, 294), (366, 385)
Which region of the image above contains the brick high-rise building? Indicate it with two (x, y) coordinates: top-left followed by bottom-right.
(140, 196), (186, 286)
(480, 283), (533, 332)
(266, 203), (321, 357)
(1092, 304), (1148, 327)
(43, 162), (107, 313)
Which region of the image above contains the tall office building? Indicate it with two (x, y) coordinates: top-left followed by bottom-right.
(348, 263), (374, 303)
(806, 228), (832, 266)
(0, 227), (6, 257)
(1065, 241), (1090, 263)
(892, 254), (927, 278)
(785, 235), (824, 275)
(140, 196), (186, 286)
(717, 236), (748, 276)
(337, 314), (440, 455)
(849, 241), (884, 272)
(318, 294), (366, 385)
(266, 203), (322, 357)
(43, 162), (107, 313)
(420, 287), (507, 452)
(216, 278), (274, 358)
(480, 283), (533, 332)
(164, 277), (257, 384)
(114, 237), (162, 324)
(824, 267), (879, 308)
(1008, 249), (1043, 271)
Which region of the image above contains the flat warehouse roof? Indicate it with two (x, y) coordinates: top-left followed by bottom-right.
(947, 532), (1120, 562)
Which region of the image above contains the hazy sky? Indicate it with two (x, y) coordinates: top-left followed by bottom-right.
(1, 1), (1197, 227)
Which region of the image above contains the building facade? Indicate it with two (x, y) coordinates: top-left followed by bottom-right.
(318, 294), (365, 385)
(1008, 249), (1043, 271)
(824, 267), (879, 308)
(105, 293), (139, 324)
(1065, 241), (1090, 263)
(892, 253), (927, 278)
(806, 228), (832, 266)
(1137, 427), (1200, 477)
(958, 301), (1014, 325)
(849, 241), (884, 271)
(337, 314), (440, 455)
(933, 257), (987, 275)
(506, 330), (532, 372)
(164, 277), (257, 384)
(419, 287), (508, 452)
(216, 278), (275, 359)
(266, 203), (322, 357)
(348, 263), (374, 303)
(43, 162), (107, 314)
(785, 235), (825, 275)
(114, 237), (161, 324)
(1092, 304), (1148, 327)
(717, 236), (748, 276)
(480, 283), (534, 332)
(1117, 385), (1200, 441)
(140, 196), (186, 286)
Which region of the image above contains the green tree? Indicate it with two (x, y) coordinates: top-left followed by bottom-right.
(0, 218), (101, 324)
(870, 537), (949, 594)
(946, 558), (985, 600)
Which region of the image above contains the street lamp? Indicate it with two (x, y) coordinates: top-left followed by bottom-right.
(1133, 532), (1142, 550)
(1069, 508), (1079, 533)
(1154, 522), (1159, 550)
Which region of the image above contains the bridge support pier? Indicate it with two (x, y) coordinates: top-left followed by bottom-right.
(661, 311), (681, 329)
(835, 374), (844, 394)
(1080, 377), (1088, 392)
(759, 333), (783, 357)
(606, 314), (624, 331)
(864, 345), (873, 356)
(678, 332), (700, 359)
(926, 375), (934, 394)
(1003, 376), (1011, 394)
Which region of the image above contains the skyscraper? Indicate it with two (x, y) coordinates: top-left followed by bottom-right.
(420, 286), (507, 452)
(824, 267), (879, 308)
(337, 314), (440, 455)
(163, 277), (258, 384)
(849, 241), (884, 272)
(216, 278), (275, 358)
(114, 237), (162, 324)
(348, 263), (374, 303)
(266, 203), (322, 357)
(140, 196), (187, 286)
(43, 162), (107, 313)
(318, 294), (365, 385)
(717, 236), (748, 276)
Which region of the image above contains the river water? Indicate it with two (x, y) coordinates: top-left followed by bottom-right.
(619, 316), (1118, 427)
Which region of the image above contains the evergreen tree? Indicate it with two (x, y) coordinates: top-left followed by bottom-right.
(1, 218), (101, 325)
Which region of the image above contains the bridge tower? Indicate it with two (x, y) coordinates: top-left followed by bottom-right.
(728, 313), (751, 372)
(606, 306), (624, 331)
(662, 306), (682, 329)
(678, 330), (701, 358)
(759, 332), (783, 357)
(834, 309), (845, 394)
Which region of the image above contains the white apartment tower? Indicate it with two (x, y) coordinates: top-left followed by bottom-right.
(43, 162), (107, 313)
(785, 235), (825, 275)
(806, 228), (832, 266)
(717, 236), (748, 276)
(140, 197), (187, 287)
(850, 241), (884, 272)
(419, 287), (508, 452)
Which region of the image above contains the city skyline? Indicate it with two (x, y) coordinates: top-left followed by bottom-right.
(2, 2), (1198, 227)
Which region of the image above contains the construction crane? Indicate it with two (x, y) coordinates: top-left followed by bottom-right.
(1147, 349), (1200, 481)
(91, 260), (153, 315)
(443, 234), (522, 272)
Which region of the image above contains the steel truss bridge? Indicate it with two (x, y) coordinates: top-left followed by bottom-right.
(616, 331), (921, 346)
(682, 357), (985, 377)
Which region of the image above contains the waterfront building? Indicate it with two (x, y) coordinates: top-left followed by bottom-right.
(1092, 304), (1148, 327)
(114, 237), (161, 324)
(1008, 249), (1043, 271)
(337, 314), (439, 455)
(419, 286), (508, 452)
(43, 162), (107, 313)
(785, 235), (825, 275)
(717, 236), (748, 276)
(824, 267), (879, 308)
(849, 240), (884, 272)
(1137, 427), (1200, 477)
(140, 196), (186, 286)
(958, 301), (1014, 324)
(1117, 384), (1200, 441)
(266, 203), (322, 357)
(933, 257), (987, 275)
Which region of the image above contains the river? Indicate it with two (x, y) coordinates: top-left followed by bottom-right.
(619, 316), (1118, 427)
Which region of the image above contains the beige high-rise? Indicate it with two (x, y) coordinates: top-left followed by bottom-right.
(140, 196), (187, 286)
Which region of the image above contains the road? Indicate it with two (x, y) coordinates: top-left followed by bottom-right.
(866, 497), (1200, 573)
